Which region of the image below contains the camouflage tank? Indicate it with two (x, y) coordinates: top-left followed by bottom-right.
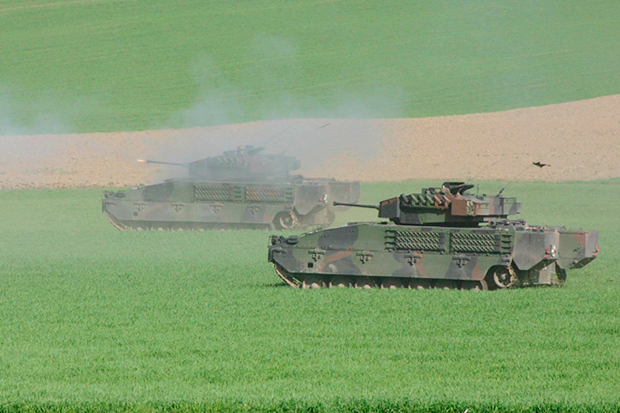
(268, 182), (599, 290)
(102, 145), (360, 230)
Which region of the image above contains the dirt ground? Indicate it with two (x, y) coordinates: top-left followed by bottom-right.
(1, 94), (619, 189)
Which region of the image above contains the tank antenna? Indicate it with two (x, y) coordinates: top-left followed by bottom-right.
(498, 148), (554, 195)
(260, 121), (302, 148)
(498, 163), (533, 195)
(294, 122), (330, 142)
(277, 122), (331, 154)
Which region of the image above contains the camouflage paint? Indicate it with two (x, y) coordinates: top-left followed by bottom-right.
(269, 182), (598, 289)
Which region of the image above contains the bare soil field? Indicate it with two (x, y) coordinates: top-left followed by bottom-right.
(1, 95), (618, 189)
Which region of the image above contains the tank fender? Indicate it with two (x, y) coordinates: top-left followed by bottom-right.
(557, 230), (599, 269)
(512, 230), (559, 271)
(293, 183), (329, 215)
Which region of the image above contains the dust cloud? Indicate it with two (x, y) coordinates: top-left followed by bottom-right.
(155, 37), (406, 177)
(0, 35), (408, 188)
(1, 94), (619, 189)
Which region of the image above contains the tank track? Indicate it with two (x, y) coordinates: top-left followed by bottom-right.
(273, 264), (489, 290)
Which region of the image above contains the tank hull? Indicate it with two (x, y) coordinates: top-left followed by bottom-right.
(103, 179), (360, 230)
(268, 222), (598, 289)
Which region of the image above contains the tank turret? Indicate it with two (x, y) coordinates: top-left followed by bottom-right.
(334, 181), (521, 226)
(140, 145), (301, 182)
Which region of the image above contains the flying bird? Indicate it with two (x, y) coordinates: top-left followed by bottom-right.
(533, 161), (550, 168)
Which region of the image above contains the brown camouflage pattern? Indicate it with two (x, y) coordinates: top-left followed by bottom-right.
(268, 182), (598, 290)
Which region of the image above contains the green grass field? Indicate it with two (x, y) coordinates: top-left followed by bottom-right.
(2, 1), (620, 411)
(1, 181), (619, 412)
(2, 0), (620, 133)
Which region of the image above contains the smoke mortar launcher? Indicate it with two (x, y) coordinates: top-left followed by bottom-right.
(269, 182), (598, 290)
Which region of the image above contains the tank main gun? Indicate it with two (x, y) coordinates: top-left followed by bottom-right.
(137, 159), (189, 168)
(333, 201), (379, 210)
(343, 182), (522, 227)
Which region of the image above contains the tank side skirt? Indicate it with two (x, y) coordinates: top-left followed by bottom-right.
(291, 248), (502, 281)
(277, 225), (517, 286)
(273, 224), (574, 288)
(104, 199), (334, 230)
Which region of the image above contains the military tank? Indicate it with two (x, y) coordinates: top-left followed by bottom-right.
(102, 145), (360, 230)
(268, 182), (599, 290)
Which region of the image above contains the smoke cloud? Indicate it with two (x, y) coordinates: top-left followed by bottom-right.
(153, 34), (406, 179)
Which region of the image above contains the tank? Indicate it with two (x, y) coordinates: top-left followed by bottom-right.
(102, 145), (360, 230)
(268, 182), (599, 290)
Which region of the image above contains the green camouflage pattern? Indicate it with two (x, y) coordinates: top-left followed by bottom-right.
(102, 146), (360, 230)
(268, 182), (598, 290)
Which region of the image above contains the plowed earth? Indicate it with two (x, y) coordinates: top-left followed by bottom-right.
(1, 95), (619, 189)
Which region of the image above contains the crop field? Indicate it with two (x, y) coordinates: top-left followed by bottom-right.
(0, 180), (619, 412)
(2, 0), (620, 133)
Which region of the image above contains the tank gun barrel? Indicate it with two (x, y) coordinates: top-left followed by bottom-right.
(333, 201), (379, 210)
(137, 159), (189, 168)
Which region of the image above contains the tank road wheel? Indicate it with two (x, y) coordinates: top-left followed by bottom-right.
(302, 276), (325, 289)
(408, 279), (432, 289)
(329, 276), (352, 288)
(354, 277), (379, 289)
(381, 278), (404, 289)
(273, 212), (297, 230)
(487, 266), (517, 289)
